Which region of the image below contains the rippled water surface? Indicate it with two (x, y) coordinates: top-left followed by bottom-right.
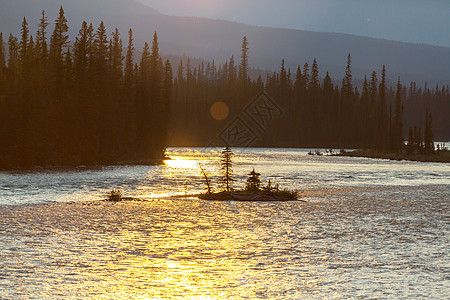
(1, 148), (449, 298)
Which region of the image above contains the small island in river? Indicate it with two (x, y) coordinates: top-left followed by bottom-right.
(197, 147), (299, 201)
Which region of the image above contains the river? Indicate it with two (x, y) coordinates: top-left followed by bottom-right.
(1, 148), (449, 298)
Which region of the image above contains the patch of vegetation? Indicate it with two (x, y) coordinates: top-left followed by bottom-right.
(199, 147), (298, 201)
(107, 189), (122, 201)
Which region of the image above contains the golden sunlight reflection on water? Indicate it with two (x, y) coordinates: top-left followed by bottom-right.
(2, 184), (448, 299)
(164, 158), (201, 170)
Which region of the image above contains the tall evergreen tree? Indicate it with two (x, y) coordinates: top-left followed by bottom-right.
(0, 33), (5, 70)
(310, 58), (319, 89)
(49, 6), (69, 94)
(220, 147), (234, 192)
(0, 32), (5, 98)
(177, 59), (184, 82)
(73, 21), (91, 85)
(49, 6), (69, 68)
(238, 35), (249, 87)
(93, 21), (108, 83)
(302, 62), (310, 86)
(35, 10), (49, 64)
(245, 168), (261, 192)
(149, 32), (162, 104)
(7, 34), (19, 79)
(377, 65), (388, 150)
(19, 18), (30, 71)
(124, 28), (134, 90)
(342, 53), (352, 99)
(393, 77), (404, 151)
(109, 28), (123, 85)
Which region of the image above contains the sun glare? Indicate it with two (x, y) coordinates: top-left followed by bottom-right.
(164, 158), (200, 169)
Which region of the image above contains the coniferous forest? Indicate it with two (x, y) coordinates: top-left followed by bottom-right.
(0, 7), (449, 169)
(171, 46), (448, 151)
(0, 7), (172, 168)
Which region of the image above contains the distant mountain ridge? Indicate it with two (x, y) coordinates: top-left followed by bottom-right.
(1, 0), (449, 85)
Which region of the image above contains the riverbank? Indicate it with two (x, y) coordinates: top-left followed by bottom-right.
(0, 157), (169, 172)
(336, 149), (450, 163)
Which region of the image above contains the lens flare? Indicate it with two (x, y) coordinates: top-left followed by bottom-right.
(210, 101), (229, 121)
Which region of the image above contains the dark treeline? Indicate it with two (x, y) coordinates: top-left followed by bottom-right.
(171, 37), (449, 150)
(1, 9), (448, 170)
(0, 7), (172, 168)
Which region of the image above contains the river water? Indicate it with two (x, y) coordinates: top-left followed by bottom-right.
(0, 148), (449, 298)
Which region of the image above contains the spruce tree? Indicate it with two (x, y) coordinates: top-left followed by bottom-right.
(378, 65), (388, 150)
(342, 53), (353, 99)
(177, 59), (184, 82)
(73, 21), (91, 86)
(109, 28), (123, 85)
(49, 6), (69, 94)
(393, 77), (404, 151)
(238, 36), (249, 88)
(49, 6), (69, 69)
(228, 55), (236, 86)
(124, 28), (134, 90)
(310, 59), (319, 89)
(246, 168), (261, 192)
(361, 76), (370, 149)
(0, 33), (5, 98)
(136, 42), (151, 157)
(93, 21), (108, 83)
(19, 17), (30, 76)
(220, 147), (234, 192)
(302, 62), (310, 86)
(35, 10), (49, 64)
(149, 32), (162, 104)
(7, 34), (19, 86)
(0, 33), (5, 70)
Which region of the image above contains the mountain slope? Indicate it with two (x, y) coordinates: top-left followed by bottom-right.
(0, 0), (448, 85)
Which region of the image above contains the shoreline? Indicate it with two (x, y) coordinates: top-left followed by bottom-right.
(0, 158), (169, 172)
(335, 149), (450, 163)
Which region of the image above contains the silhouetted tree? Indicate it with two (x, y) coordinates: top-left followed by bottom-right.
(238, 35), (249, 89)
(377, 65), (388, 150)
(49, 6), (69, 94)
(245, 168), (261, 192)
(124, 28), (134, 90)
(0, 33), (5, 70)
(220, 147), (234, 192)
(392, 77), (404, 151)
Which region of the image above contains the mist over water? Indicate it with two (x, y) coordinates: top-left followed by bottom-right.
(1, 148), (449, 298)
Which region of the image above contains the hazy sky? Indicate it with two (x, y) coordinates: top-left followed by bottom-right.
(136, 0), (450, 47)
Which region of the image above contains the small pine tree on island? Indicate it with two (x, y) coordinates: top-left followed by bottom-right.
(198, 147), (298, 201)
(220, 147), (234, 192)
(245, 168), (261, 192)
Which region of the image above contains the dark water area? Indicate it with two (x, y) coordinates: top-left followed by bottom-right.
(0, 148), (449, 298)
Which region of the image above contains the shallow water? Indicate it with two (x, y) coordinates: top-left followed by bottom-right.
(0, 148), (449, 298)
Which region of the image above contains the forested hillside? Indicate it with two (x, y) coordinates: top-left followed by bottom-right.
(1, 0), (449, 85)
